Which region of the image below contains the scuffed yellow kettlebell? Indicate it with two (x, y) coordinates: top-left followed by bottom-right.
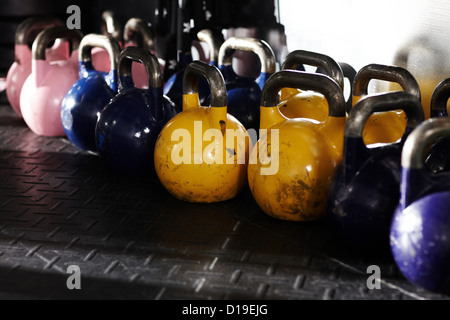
(353, 64), (421, 145)
(247, 70), (346, 222)
(154, 60), (252, 203)
(279, 50), (345, 121)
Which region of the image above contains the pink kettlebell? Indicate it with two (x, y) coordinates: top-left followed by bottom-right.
(92, 10), (123, 73)
(20, 26), (83, 137)
(123, 17), (161, 89)
(6, 16), (66, 116)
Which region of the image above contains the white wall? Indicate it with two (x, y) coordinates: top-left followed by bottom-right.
(280, 0), (450, 112)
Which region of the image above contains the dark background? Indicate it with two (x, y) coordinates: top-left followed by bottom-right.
(0, 0), (280, 75)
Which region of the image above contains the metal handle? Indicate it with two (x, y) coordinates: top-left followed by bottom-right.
(183, 60), (227, 108)
(353, 63), (421, 100)
(32, 26), (83, 61)
(118, 47), (162, 89)
(218, 37), (276, 74)
(197, 29), (223, 64)
(101, 10), (122, 42)
(345, 91), (424, 139)
(16, 16), (63, 45)
(124, 18), (155, 51)
(282, 50), (344, 90)
(261, 70), (346, 118)
(430, 78), (450, 117)
(79, 34), (121, 72)
(403, 118), (450, 169)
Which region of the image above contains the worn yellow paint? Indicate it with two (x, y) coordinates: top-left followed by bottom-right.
(248, 105), (344, 222)
(279, 88), (329, 121)
(154, 99), (251, 203)
(353, 93), (407, 145)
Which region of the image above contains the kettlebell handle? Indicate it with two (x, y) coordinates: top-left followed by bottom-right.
(79, 34), (121, 72)
(345, 92), (424, 139)
(261, 70), (346, 117)
(282, 50), (344, 90)
(101, 10), (122, 43)
(403, 118), (450, 170)
(430, 78), (450, 118)
(118, 46), (162, 88)
(124, 18), (155, 51)
(15, 16), (63, 45)
(353, 64), (421, 100)
(183, 60), (227, 108)
(218, 37), (276, 74)
(32, 26), (83, 61)
(197, 29), (223, 65)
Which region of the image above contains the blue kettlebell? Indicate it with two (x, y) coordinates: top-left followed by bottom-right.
(218, 37), (276, 131)
(328, 91), (424, 248)
(390, 117), (450, 295)
(61, 34), (121, 152)
(95, 46), (177, 176)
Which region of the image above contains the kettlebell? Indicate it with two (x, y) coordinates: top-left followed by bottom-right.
(218, 37), (276, 131)
(92, 10), (122, 73)
(6, 16), (64, 116)
(278, 49), (345, 121)
(430, 78), (450, 118)
(247, 70), (346, 222)
(390, 117), (450, 295)
(95, 47), (177, 176)
(423, 78), (450, 173)
(197, 29), (224, 66)
(327, 91), (424, 248)
(124, 17), (161, 89)
(20, 26), (82, 137)
(154, 60), (251, 203)
(353, 64), (421, 145)
(61, 34), (121, 152)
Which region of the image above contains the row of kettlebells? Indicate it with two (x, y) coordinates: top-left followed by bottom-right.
(6, 16), (450, 297)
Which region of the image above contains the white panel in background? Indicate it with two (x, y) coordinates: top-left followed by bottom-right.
(279, 0), (450, 112)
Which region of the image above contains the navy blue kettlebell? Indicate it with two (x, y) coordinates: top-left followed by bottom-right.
(61, 34), (121, 152)
(390, 117), (450, 295)
(424, 78), (450, 173)
(95, 46), (177, 176)
(218, 37), (276, 131)
(327, 91), (424, 248)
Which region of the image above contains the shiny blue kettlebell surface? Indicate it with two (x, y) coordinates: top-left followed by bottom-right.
(61, 34), (120, 152)
(327, 91), (424, 248)
(95, 47), (177, 176)
(390, 118), (450, 295)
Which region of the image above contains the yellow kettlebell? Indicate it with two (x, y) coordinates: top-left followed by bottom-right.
(279, 50), (345, 121)
(247, 69), (346, 222)
(353, 64), (421, 145)
(154, 60), (252, 203)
